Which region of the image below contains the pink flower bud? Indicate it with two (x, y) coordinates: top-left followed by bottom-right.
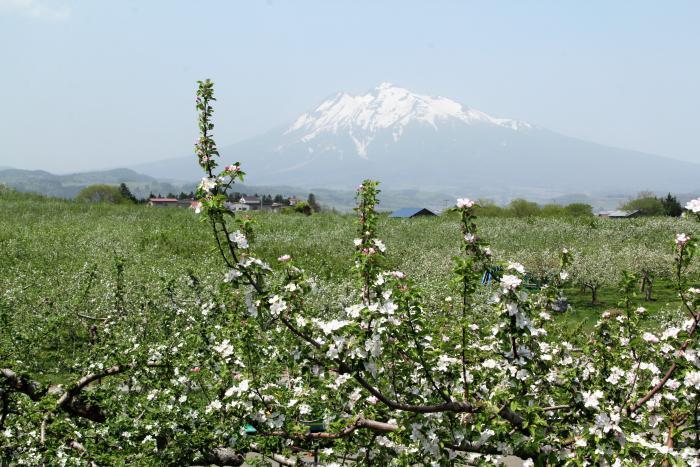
(676, 233), (690, 248)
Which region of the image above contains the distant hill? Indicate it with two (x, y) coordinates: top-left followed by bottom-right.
(0, 167), (458, 211)
(0, 168), (182, 199)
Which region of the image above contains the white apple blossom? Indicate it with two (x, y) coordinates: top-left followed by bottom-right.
(642, 332), (659, 344)
(507, 262), (526, 274)
(317, 319), (350, 335)
(228, 231), (249, 249)
(582, 389), (603, 409)
(606, 367), (625, 385)
(482, 359), (498, 369)
(685, 197), (700, 213)
(373, 239), (387, 252)
(198, 176), (217, 193)
(500, 274), (522, 291)
(269, 295), (287, 316)
(223, 268), (242, 282)
(213, 339), (234, 359)
(640, 362), (660, 374)
(684, 371), (700, 390)
(294, 315), (307, 328)
(224, 380), (249, 398)
(205, 399), (222, 413)
(661, 327), (680, 340)
(436, 355), (459, 372)
(456, 198), (475, 208)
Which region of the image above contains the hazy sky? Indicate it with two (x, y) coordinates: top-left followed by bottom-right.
(1, 0), (699, 173)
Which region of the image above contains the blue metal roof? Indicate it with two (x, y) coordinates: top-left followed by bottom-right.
(597, 210), (641, 218)
(389, 207), (435, 218)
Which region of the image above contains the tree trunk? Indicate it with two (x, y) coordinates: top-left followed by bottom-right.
(640, 271), (654, 301)
(590, 285), (598, 305)
(645, 279), (653, 301)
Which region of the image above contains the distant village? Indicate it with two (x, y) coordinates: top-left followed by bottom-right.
(145, 190), (318, 213)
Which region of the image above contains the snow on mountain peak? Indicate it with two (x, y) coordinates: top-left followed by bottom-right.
(284, 83), (531, 158)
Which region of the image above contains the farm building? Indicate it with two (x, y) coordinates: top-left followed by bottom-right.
(225, 200), (284, 212)
(597, 210), (641, 219)
(239, 196), (263, 210)
(147, 198), (179, 207)
(147, 198), (196, 208)
(389, 207), (437, 218)
(224, 201), (250, 212)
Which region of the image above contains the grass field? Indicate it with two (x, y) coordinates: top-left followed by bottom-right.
(2, 192), (698, 343)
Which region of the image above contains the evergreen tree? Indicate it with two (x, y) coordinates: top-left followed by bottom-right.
(307, 193), (321, 212)
(118, 183), (137, 203)
(661, 193), (683, 217)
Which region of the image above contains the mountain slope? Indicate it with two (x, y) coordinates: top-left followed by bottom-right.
(131, 83), (700, 197)
(0, 168), (176, 199)
(0, 167), (458, 211)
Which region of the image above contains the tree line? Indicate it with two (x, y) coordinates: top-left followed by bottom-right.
(469, 192), (687, 218)
(621, 192), (684, 217)
(74, 183), (322, 212)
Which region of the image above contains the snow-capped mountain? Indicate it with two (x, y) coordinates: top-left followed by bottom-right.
(131, 83), (700, 198)
(284, 82), (531, 158)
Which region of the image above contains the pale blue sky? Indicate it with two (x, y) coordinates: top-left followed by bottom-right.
(1, 0), (699, 173)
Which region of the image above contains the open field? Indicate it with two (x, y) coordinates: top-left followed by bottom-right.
(3, 192), (698, 351)
(2, 189), (700, 464)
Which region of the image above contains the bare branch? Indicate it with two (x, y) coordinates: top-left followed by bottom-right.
(628, 315), (698, 414)
(76, 312), (108, 321)
(265, 417), (398, 441)
(350, 369), (477, 414)
(201, 447), (245, 466)
(1, 368), (47, 401)
(56, 360), (162, 410)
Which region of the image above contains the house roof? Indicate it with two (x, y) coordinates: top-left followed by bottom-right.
(389, 207), (436, 218)
(240, 196), (261, 203)
(598, 210), (640, 218)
